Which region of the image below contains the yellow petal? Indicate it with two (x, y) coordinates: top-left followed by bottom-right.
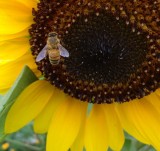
(116, 100), (149, 144)
(33, 88), (66, 133)
(17, 0), (38, 9)
(146, 91), (160, 115)
(102, 104), (124, 151)
(84, 104), (108, 151)
(155, 88), (160, 96)
(71, 102), (88, 151)
(71, 124), (85, 151)
(47, 98), (87, 151)
(5, 80), (53, 133)
(0, 37), (29, 61)
(0, 0), (33, 35)
(0, 52), (39, 91)
(116, 98), (160, 150)
(0, 28), (28, 41)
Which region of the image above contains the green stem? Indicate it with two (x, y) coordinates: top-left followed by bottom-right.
(5, 138), (42, 151)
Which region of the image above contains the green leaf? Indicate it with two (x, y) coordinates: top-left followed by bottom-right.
(0, 65), (38, 138)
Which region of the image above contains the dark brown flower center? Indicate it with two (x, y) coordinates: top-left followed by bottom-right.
(29, 0), (160, 104)
(62, 11), (148, 84)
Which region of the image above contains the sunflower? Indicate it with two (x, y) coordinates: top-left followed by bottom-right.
(1, 0), (160, 151)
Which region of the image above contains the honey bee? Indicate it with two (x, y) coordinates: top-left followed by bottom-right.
(36, 32), (69, 65)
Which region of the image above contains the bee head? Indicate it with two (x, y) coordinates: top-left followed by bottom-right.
(48, 32), (57, 37)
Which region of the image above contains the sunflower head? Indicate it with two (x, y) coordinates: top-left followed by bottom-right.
(2, 1), (160, 151)
(29, 0), (160, 104)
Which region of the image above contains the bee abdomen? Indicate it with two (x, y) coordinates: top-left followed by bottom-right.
(49, 55), (60, 65)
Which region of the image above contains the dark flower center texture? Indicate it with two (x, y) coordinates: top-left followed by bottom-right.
(29, 0), (160, 104)
(62, 11), (148, 84)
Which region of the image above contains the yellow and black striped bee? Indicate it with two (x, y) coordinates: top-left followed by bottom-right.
(36, 32), (69, 65)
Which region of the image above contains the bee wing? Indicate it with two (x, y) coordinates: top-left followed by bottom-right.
(58, 44), (69, 57)
(36, 45), (48, 62)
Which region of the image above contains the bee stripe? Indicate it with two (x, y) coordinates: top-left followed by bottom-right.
(50, 59), (60, 65)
